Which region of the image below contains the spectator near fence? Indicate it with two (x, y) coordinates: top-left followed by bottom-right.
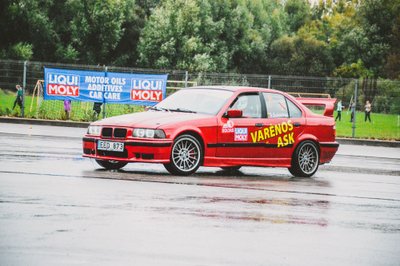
(12, 84), (23, 113)
(335, 100), (344, 122)
(64, 99), (71, 120)
(365, 100), (372, 122)
(93, 102), (102, 120)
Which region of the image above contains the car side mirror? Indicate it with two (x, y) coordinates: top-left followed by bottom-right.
(226, 109), (243, 118)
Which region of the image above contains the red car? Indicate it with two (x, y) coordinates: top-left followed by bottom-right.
(82, 86), (339, 177)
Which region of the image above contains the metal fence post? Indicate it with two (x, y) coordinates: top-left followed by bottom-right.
(268, 75), (271, 88)
(352, 79), (358, 138)
(103, 66), (107, 119)
(22, 60), (27, 118)
(185, 71), (188, 87)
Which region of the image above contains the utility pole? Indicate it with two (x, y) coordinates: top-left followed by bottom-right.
(22, 61), (27, 118)
(352, 79), (358, 138)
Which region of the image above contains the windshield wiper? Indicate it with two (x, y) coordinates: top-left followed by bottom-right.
(147, 106), (167, 111)
(168, 108), (197, 113)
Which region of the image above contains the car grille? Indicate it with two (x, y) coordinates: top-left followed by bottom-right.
(101, 127), (127, 139)
(114, 128), (127, 138)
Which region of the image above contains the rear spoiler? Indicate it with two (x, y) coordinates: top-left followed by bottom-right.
(296, 98), (337, 117)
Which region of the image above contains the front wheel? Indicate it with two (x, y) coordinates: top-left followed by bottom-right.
(95, 159), (127, 170)
(164, 134), (202, 176)
(288, 141), (319, 177)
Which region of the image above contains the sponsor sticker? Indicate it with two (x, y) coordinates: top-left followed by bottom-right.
(250, 120), (295, 147)
(222, 120), (235, 133)
(234, 128), (248, 141)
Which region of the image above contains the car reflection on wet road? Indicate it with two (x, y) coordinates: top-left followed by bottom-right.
(0, 123), (399, 266)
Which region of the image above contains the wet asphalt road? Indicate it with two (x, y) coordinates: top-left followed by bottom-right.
(0, 123), (399, 266)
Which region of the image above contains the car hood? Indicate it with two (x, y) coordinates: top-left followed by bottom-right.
(92, 111), (212, 128)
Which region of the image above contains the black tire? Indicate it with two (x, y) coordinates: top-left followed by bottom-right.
(95, 159), (127, 170)
(164, 134), (202, 176)
(288, 141), (319, 177)
(221, 166), (242, 171)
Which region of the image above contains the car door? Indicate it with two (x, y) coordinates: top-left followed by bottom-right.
(216, 92), (266, 158)
(252, 92), (305, 160)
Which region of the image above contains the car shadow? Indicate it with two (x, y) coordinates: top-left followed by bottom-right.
(85, 164), (330, 188)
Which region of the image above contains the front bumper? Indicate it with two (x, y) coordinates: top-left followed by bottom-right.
(82, 137), (173, 163)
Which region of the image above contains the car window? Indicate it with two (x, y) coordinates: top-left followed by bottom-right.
(287, 99), (302, 118)
(229, 94), (262, 118)
(263, 93), (289, 118)
(156, 88), (233, 115)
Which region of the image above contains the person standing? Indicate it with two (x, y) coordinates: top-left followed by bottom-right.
(12, 84), (23, 111)
(93, 102), (102, 120)
(364, 100), (372, 122)
(64, 99), (71, 120)
(335, 100), (344, 121)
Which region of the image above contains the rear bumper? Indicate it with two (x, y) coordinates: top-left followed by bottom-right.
(319, 142), (339, 163)
(82, 137), (172, 163)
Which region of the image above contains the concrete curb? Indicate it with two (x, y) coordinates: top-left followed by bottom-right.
(336, 138), (400, 148)
(1, 116), (399, 147)
(0, 117), (89, 128)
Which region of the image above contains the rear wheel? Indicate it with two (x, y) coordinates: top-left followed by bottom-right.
(95, 159), (127, 170)
(164, 134), (202, 176)
(288, 141), (319, 177)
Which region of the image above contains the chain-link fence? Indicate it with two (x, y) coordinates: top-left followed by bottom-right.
(1, 59), (399, 139)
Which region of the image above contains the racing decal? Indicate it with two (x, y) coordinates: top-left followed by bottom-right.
(250, 120), (294, 148)
(234, 128), (248, 141)
(222, 120), (235, 133)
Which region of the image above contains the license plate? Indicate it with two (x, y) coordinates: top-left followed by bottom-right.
(97, 140), (124, 152)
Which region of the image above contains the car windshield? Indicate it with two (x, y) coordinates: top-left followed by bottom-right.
(154, 88), (233, 115)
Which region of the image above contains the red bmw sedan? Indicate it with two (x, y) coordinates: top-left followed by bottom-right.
(83, 86), (338, 177)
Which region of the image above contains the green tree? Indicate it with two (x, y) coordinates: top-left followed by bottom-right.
(371, 0), (400, 79)
(108, 0), (149, 66)
(10, 42), (33, 60)
(137, 0), (288, 73)
(0, 0), (60, 61)
(301, 0), (358, 67)
(334, 59), (371, 78)
(269, 33), (334, 76)
(138, 0), (213, 71)
(331, 0), (399, 78)
(232, 0), (289, 73)
(0, 0), (149, 65)
(333, 0), (400, 102)
(384, 14), (400, 79)
(67, 0), (132, 65)
(284, 0), (311, 33)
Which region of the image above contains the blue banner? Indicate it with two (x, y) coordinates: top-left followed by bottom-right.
(44, 68), (168, 106)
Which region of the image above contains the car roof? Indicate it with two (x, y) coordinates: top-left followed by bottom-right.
(183, 85), (280, 93)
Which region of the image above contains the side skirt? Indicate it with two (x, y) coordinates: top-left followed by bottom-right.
(203, 157), (291, 168)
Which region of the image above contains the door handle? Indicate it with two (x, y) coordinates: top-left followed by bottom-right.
(293, 122), (301, 127)
(255, 123), (264, 127)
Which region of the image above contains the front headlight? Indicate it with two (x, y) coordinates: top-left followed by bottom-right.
(87, 125), (102, 136)
(133, 128), (166, 139)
